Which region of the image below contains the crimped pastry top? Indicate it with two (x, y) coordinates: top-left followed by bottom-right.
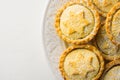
(55, 1), (100, 44)
(111, 10), (120, 45)
(59, 45), (104, 80)
(103, 66), (120, 80)
(101, 60), (120, 80)
(106, 2), (120, 45)
(91, 0), (119, 16)
(64, 49), (99, 80)
(60, 4), (94, 39)
(96, 25), (120, 60)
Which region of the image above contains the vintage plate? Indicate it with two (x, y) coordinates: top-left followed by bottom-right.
(42, 0), (71, 80)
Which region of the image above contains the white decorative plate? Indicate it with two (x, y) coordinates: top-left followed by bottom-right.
(43, 0), (72, 80)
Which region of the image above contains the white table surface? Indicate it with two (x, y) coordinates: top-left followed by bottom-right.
(0, 0), (55, 80)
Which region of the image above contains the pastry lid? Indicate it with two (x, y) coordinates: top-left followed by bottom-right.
(101, 59), (120, 80)
(59, 45), (104, 80)
(55, 1), (100, 44)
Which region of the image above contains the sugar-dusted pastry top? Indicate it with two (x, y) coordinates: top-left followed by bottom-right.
(106, 2), (120, 45)
(96, 25), (120, 60)
(91, 0), (119, 16)
(60, 4), (94, 40)
(103, 66), (120, 80)
(55, 1), (100, 44)
(111, 10), (120, 45)
(64, 49), (99, 80)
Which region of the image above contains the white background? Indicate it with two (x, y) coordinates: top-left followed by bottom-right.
(0, 0), (55, 80)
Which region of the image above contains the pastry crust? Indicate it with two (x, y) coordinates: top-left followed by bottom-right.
(95, 25), (120, 61)
(101, 59), (120, 80)
(106, 2), (120, 46)
(85, 0), (119, 17)
(55, 1), (100, 45)
(59, 45), (104, 80)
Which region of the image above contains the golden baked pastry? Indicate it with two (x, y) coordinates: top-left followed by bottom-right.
(106, 2), (120, 46)
(95, 25), (120, 60)
(86, 0), (119, 17)
(59, 45), (104, 80)
(55, 1), (100, 44)
(101, 59), (120, 80)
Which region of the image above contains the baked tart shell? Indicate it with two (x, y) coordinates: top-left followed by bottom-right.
(59, 45), (104, 80)
(55, 1), (100, 45)
(106, 2), (120, 46)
